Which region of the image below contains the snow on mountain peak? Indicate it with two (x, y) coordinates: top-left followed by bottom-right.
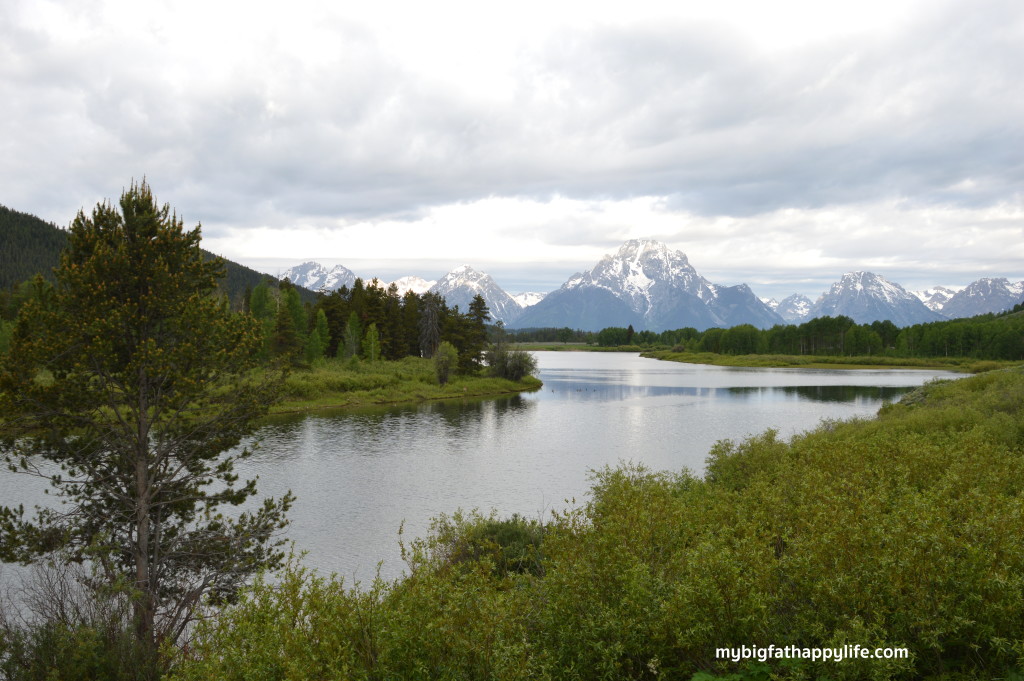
(388, 276), (436, 295)
(813, 271), (942, 325)
(513, 292), (547, 308)
(429, 265), (522, 323)
(281, 261), (356, 291)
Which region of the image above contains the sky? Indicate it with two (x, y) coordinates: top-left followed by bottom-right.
(2, 0), (1022, 299)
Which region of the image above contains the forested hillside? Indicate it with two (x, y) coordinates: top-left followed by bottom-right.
(0, 205), (68, 289)
(0, 203), (305, 306)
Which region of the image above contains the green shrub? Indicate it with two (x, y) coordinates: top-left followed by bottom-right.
(174, 368), (1024, 680)
(487, 347), (539, 381)
(433, 341), (458, 386)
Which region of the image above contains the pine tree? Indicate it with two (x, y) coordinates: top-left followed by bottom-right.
(341, 311), (363, 358)
(0, 181), (291, 665)
(314, 308), (330, 355)
(362, 322), (381, 362)
(419, 292), (442, 358)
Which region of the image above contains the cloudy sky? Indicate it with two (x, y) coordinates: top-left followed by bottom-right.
(2, 0), (1022, 298)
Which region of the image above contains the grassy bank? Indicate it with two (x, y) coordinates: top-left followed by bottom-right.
(270, 356), (543, 413)
(641, 349), (1019, 372)
(173, 367), (1024, 680)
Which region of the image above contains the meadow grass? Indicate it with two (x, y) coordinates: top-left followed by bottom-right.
(268, 356), (542, 414)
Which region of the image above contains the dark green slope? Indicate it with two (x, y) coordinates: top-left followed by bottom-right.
(0, 205), (69, 289)
(0, 203), (314, 305)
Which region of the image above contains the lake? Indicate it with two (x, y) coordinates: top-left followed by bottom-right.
(232, 351), (956, 582)
(0, 352), (958, 585)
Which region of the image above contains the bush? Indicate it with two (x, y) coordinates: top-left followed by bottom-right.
(433, 341), (458, 385)
(417, 512), (546, 578)
(486, 347), (538, 381)
(0, 562), (161, 681)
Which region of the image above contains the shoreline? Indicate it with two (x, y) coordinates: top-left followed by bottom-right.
(638, 350), (1012, 373)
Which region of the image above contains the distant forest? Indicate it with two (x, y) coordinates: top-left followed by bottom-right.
(512, 309), (1024, 362)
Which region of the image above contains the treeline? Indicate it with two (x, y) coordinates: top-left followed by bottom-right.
(507, 327), (594, 344)
(247, 277), (492, 374)
(591, 308), (1024, 360)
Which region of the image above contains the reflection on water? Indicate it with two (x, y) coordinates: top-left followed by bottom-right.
(538, 382), (918, 404)
(1, 352), (956, 583)
(727, 384), (916, 403)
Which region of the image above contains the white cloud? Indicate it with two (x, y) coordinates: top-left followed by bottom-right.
(2, 0), (1022, 300)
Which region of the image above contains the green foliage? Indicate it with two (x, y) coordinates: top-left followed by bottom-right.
(487, 346), (539, 381)
(0, 318), (13, 356)
(417, 511), (546, 578)
(507, 326), (595, 344)
(598, 311), (1024, 363)
(0, 180), (292, 662)
(175, 367), (1024, 680)
(434, 340), (458, 386)
(0, 202), (310, 310)
(0, 621), (146, 681)
(362, 322), (381, 362)
(0, 204), (67, 289)
(271, 355), (541, 411)
(0, 562), (160, 681)
(314, 308), (330, 353)
(342, 310), (363, 358)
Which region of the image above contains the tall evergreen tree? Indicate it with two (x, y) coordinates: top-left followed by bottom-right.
(362, 323), (381, 362)
(0, 181), (291, 668)
(341, 311), (363, 358)
(419, 292), (442, 359)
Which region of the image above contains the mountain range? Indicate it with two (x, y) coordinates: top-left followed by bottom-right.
(283, 240), (1022, 331)
(4, 202), (1020, 330)
(935, 279), (1024, 319)
(516, 240), (785, 331)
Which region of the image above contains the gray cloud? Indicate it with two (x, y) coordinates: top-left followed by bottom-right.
(1, 0), (1021, 301)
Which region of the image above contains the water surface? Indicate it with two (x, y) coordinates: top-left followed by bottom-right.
(0, 352), (957, 583)
(234, 352), (955, 580)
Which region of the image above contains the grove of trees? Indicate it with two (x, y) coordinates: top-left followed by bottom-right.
(245, 275), (495, 375)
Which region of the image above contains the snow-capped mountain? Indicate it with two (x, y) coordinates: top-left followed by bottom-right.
(516, 239), (783, 331)
(940, 278), (1024, 319)
(911, 286), (961, 313)
(280, 261), (356, 292)
(809, 272), (944, 326)
(513, 292), (547, 308)
(563, 239), (717, 310)
(774, 293), (814, 323)
(388, 275), (436, 295)
(429, 265), (523, 324)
